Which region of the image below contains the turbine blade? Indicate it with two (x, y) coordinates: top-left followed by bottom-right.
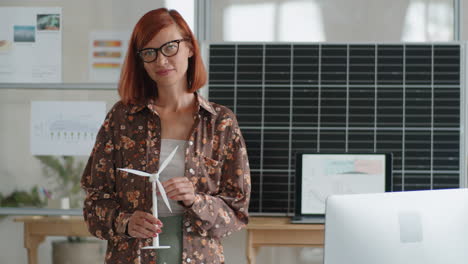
(158, 145), (179, 173)
(117, 168), (152, 177)
(156, 179), (172, 213)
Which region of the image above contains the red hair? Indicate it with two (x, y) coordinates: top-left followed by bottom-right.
(118, 8), (207, 104)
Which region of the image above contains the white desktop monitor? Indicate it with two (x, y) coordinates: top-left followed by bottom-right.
(324, 188), (468, 264)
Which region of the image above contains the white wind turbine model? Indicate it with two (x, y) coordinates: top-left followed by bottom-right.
(118, 145), (179, 249)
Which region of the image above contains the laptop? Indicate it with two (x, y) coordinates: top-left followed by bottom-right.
(324, 188), (468, 264)
(291, 152), (392, 224)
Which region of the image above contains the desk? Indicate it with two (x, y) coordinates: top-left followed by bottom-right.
(14, 216), (91, 264)
(15, 216), (324, 264)
(246, 217), (324, 264)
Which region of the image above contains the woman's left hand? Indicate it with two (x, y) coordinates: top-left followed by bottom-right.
(162, 177), (195, 207)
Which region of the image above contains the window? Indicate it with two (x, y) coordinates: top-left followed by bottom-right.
(212, 0), (454, 42)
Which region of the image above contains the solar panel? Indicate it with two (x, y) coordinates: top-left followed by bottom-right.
(208, 43), (462, 214)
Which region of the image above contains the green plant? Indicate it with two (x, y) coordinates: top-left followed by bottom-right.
(0, 186), (45, 207)
(35, 156), (85, 208)
(0, 186), (46, 220)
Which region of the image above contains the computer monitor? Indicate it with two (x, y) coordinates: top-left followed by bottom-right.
(324, 188), (468, 264)
(294, 152), (392, 222)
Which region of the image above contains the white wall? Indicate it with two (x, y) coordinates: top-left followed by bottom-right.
(0, 0), (163, 83)
(0, 88), (119, 264)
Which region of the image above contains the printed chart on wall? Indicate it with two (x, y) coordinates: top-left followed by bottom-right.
(0, 7), (62, 83)
(89, 31), (130, 82)
(301, 154), (386, 214)
(30, 101), (106, 156)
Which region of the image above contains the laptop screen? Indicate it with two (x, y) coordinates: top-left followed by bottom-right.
(295, 153), (392, 217)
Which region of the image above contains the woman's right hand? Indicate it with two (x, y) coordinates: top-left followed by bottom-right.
(127, 210), (163, 238)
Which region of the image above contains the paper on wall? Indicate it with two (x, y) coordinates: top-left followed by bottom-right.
(89, 31), (130, 82)
(30, 101), (106, 156)
(0, 7), (62, 83)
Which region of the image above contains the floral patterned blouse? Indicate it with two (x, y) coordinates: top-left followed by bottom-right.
(81, 93), (251, 264)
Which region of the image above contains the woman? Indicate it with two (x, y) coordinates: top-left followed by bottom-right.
(81, 8), (251, 264)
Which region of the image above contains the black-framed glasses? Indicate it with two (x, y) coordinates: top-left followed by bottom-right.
(137, 38), (189, 63)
